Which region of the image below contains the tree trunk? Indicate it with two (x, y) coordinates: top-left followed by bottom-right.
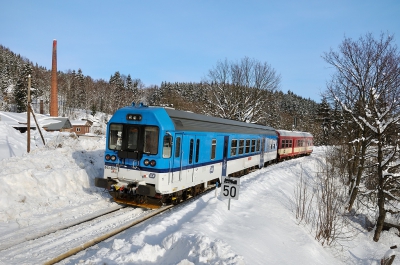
(373, 141), (386, 242)
(347, 140), (366, 211)
(373, 190), (386, 242)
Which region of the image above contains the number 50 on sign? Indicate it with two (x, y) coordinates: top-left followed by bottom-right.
(221, 176), (240, 200)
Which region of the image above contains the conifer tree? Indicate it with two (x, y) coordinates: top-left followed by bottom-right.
(13, 63), (33, 113)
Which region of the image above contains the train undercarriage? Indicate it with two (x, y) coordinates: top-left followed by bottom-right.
(96, 177), (219, 209)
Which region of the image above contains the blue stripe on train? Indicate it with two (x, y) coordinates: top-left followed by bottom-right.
(105, 152), (266, 174)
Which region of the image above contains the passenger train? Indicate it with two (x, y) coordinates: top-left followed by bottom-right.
(95, 103), (313, 208)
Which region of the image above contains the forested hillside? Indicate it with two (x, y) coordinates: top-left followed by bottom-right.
(0, 45), (327, 144)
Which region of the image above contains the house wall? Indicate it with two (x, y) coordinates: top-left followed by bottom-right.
(72, 125), (90, 135)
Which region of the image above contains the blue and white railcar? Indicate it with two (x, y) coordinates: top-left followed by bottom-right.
(95, 103), (277, 208)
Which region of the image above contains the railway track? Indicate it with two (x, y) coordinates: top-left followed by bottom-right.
(0, 186), (215, 265)
(0, 206), (167, 264)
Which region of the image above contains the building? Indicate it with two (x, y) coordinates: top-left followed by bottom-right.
(70, 120), (92, 135)
(41, 117), (72, 132)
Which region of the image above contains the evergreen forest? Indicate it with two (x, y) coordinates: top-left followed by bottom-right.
(0, 45), (329, 145)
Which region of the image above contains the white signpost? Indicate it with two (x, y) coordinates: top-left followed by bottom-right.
(220, 176), (240, 210)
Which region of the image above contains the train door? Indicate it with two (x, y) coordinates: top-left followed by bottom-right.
(172, 133), (183, 183)
(182, 134), (196, 183)
(259, 138), (265, 168)
(222, 136), (229, 177)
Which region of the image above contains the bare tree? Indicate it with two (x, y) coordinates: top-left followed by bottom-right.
(204, 57), (281, 123)
(323, 32), (400, 241)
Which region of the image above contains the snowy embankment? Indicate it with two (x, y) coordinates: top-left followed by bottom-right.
(0, 121), (399, 265)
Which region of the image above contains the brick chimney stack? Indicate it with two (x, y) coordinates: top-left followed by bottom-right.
(50, 39), (58, 117)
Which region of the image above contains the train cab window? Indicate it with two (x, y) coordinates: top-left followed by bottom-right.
(230, 139), (237, 156)
(189, 139), (194, 164)
(109, 124), (123, 150)
(238, 139), (244, 155)
(251, 139), (256, 152)
(245, 139), (250, 153)
(196, 139), (200, 162)
(144, 127), (159, 154)
(127, 126), (139, 150)
(175, 137), (181, 157)
(163, 135), (172, 158)
(211, 139), (217, 160)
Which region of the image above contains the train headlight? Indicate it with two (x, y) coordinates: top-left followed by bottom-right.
(150, 160), (156, 167)
(143, 159), (150, 166)
(105, 154), (111, 160)
(111, 155), (116, 161)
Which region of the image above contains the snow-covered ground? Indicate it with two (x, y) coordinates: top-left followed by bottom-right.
(0, 120), (399, 265)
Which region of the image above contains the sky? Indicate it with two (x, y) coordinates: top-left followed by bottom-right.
(1, 0), (400, 102)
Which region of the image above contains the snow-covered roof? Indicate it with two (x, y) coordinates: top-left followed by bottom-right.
(276, 129), (313, 137)
(42, 117), (72, 130)
(0, 111), (73, 130)
(0, 111), (38, 128)
(70, 120), (90, 126)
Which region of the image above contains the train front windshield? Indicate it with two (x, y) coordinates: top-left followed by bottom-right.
(108, 124), (159, 155)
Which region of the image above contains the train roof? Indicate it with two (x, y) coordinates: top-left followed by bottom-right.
(162, 107), (277, 136)
(111, 104), (276, 136)
(276, 129), (313, 138)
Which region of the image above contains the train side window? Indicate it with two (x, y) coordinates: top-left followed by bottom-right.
(175, 137), (181, 157)
(256, 139), (260, 152)
(289, 140), (293, 148)
(251, 139), (256, 152)
(231, 139), (237, 156)
(238, 139), (244, 154)
(211, 139), (217, 160)
(196, 139), (200, 162)
(245, 139), (250, 153)
(163, 135), (172, 158)
(189, 139), (194, 164)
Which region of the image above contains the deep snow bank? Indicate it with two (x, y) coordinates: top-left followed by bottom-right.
(0, 125), (109, 234)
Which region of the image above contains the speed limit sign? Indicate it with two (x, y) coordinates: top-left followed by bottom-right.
(221, 176), (240, 200)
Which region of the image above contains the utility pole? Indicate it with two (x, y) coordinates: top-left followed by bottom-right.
(27, 74), (31, 153)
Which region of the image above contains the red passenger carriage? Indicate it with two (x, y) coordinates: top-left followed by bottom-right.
(276, 130), (313, 161)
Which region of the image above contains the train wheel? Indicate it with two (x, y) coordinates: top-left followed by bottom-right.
(182, 190), (189, 200)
